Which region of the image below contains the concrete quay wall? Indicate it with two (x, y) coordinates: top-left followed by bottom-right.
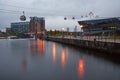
(46, 37), (120, 54)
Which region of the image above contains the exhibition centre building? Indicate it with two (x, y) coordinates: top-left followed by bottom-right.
(78, 17), (120, 36)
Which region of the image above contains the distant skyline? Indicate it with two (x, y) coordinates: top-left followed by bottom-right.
(0, 0), (120, 31)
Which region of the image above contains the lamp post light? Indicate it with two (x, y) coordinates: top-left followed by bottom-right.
(111, 26), (116, 43)
(102, 32), (104, 41)
(62, 28), (65, 38)
(113, 27), (116, 43)
(67, 27), (69, 38)
(51, 29), (55, 37)
(80, 25), (83, 39)
(35, 23), (37, 40)
(74, 26), (77, 38)
(111, 19), (117, 43)
(70, 32), (72, 39)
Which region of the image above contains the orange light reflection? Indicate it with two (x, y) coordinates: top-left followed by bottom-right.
(37, 39), (45, 53)
(61, 48), (66, 69)
(78, 58), (84, 79)
(52, 43), (56, 64)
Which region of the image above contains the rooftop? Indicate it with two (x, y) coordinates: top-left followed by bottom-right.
(78, 17), (120, 24)
(30, 17), (45, 21)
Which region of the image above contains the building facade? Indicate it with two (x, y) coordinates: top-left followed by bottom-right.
(29, 17), (45, 36)
(11, 22), (29, 33)
(6, 28), (12, 33)
(78, 17), (120, 36)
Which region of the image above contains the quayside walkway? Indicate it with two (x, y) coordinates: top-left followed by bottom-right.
(48, 36), (120, 43)
(45, 36), (120, 54)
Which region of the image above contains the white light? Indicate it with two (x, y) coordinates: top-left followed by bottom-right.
(80, 25), (83, 28)
(52, 29), (55, 31)
(62, 28), (65, 31)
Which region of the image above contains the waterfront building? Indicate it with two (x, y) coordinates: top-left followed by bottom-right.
(6, 28), (12, 33)
(11, 22), (29, 33)
(78, 17), (120, 36)
(29, 17), (45, 36)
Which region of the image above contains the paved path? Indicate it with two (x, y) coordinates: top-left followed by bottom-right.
(49, 36), (120, 43)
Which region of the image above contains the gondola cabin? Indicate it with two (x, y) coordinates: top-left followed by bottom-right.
(20, 15), (26, 21)
(20, 11), (26, 21)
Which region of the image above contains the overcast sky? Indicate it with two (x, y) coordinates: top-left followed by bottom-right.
(0, 0), (120, 31)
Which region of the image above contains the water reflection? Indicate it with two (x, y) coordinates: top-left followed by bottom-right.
(37, 39), (45, 53)
(78, 58), (85, 79)
(28, 39), (37, 52)
(1, 39), (120, 80)
(27, 40), (31, 53)
(21, 57), (27, 80)
(61, 47), (68, 69)
(27, 39), (45, 54)
(61, 48), (65, 69)
(52, 43), (56, 64)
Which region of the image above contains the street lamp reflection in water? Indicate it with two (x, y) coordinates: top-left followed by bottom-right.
(78, 58), (85, 79)
(61, 47), (69, 70)
(37, 39), (45, 53)
(52, 43), (56, 64)
(61, 48), (66, 69)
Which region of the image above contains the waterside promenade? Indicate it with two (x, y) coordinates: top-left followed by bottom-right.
(45, 36), (120, 54)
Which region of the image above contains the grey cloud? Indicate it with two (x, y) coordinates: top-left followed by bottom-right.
(0, 0), (120, 31)
(30, 0), (120, 17)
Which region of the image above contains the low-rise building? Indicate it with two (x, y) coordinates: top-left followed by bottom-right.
(6, 28), (12, 33)
(78, 17), (120, 36)
(11, 22), (29, 33)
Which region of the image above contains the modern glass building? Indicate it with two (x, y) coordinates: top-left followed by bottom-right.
(11, 22), (29, 33)
(78, 17), (120, 36)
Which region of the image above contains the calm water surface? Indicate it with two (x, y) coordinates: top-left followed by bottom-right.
(0, 39), (120, 80)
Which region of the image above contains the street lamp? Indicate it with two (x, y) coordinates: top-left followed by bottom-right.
(63, 16), (76, 38)
(80, 25), (83, 29)
(113, 26), (116, 43)
(74, 26), (77, 37)
(80, 25), (83, 39)
(35, 23), (37, 40)
(66, 27), (69, 38)
(110, 26), (116, 43)
(62, 28), (65, 38)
